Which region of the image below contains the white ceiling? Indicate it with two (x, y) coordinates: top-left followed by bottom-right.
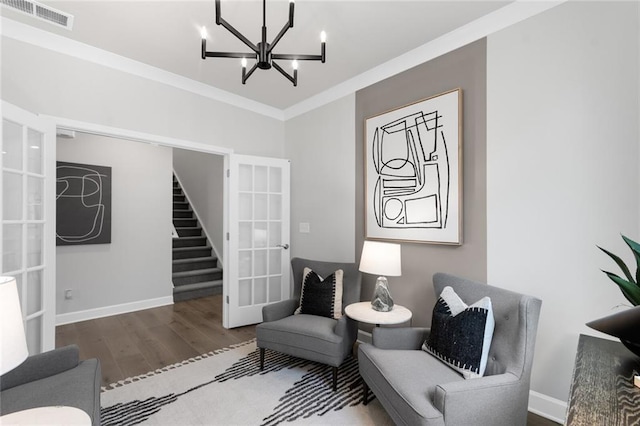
(2, 0), (513, 111)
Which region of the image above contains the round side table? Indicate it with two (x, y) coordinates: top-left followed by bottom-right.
(0, 406), (91, 425)
(345, 301), (412, 327)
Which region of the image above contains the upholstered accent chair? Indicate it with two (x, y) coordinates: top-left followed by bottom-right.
(0, 345), (101, 425)
(358, 273), (542, 426)
(256, 257), (362, 391)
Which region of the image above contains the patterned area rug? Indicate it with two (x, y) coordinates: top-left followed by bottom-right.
(100, 340), (392, 425)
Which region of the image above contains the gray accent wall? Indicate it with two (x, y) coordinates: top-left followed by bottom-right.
(355, 40), (488, 327)
(56, 133), (173, 315)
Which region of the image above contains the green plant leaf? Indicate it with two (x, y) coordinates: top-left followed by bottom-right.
(598, 245), (635, 284)
(603, 271), (640, 306)
(621, 235), (640, 285)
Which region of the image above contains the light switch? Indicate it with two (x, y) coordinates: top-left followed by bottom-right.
(299, 222), (310, 233)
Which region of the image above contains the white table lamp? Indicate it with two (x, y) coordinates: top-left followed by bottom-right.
(0, 276), (29, 375)
(359, 241), (402, 312)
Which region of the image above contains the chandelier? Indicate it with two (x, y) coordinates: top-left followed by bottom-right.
(200, 0), (326, 86)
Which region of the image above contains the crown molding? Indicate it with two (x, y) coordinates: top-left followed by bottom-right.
(283, 0), (566, 120)
(2, 1), (565, 123)
(0, 16), (284, 121)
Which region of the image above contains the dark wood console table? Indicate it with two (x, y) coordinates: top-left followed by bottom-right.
(566, 334), (640, 425)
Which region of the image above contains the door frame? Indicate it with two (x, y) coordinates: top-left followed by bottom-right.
(2, 101), (57, 352)
(42, 116), (235, 326)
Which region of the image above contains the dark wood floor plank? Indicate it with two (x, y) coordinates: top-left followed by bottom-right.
(113, 353), (153, 379)
(146, 323), (200, 361)
(55, 323), (79, 348)
(129, 327), (178, 372)
(76, 336), (122, 386)
(166, 313), (216, 355)
(115, 311), (149, 333)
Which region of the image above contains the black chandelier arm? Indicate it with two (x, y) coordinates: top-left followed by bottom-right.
(214, 0), (258, 52)
(242, 63), (259, 85)
(272, 61), (297, 87)
(268, 2), (295, 53)
(272, 53), (325, 63)
(204, 51), (254, 59)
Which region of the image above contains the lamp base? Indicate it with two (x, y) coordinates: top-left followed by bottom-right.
(371, 276), (393, 312)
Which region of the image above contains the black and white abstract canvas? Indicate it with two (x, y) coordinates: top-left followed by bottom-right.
(56, 161), (112, 245)
(365, 89), (462, 245)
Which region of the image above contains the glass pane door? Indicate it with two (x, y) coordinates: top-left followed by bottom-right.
(1, 102), (56, 354)
(226, 154), (290, 328)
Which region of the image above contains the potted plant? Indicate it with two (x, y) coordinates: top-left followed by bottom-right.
(587, 235), (640, 356)
(598, 235), (640, 306)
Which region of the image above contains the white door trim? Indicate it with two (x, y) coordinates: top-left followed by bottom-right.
(2, 101), (57, 352)
(42, 116), (233, 155)
(40, 115), (234, 326)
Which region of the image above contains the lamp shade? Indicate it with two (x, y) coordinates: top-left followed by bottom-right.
(359, 240), (402, 277)
(0, 276), (28, 375)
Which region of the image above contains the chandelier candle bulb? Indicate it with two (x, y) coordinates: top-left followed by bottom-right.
(200, 27), (207, 59)
(241, 58), (247, 68)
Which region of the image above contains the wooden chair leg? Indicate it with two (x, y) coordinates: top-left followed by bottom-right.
(332, 366), (338, 391)
(362, 380), (369, 405)
(259, 348), (265, 370)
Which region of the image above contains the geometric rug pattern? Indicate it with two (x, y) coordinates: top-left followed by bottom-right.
(100, 340), (391, 425)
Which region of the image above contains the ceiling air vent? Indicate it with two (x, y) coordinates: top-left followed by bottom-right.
(1, 0), (74, 30)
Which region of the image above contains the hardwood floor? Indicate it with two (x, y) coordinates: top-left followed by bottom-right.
(55, 295), (255, 386)
(56, 295), (559, 425)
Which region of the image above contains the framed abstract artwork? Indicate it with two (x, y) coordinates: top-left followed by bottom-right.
(56, 161), (112, 246)
(364, 88), (462, 245)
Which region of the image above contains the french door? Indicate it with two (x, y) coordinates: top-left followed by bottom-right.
(1, 101), (56, 353)
(225, 154), (290, 328)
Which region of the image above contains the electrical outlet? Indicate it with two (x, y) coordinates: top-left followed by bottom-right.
(65, 289), (73, 300)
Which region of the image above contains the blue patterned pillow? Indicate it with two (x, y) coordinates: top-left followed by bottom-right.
(422, 286), (495, 379)
(294, 268), (343, 320)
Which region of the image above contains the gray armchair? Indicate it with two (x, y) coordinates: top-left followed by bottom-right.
(358, 273), (542, 426)
(256, 257), (362, 391)
(0, 345), (101, 425)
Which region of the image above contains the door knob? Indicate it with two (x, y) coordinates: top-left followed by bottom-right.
(277, 244), (290, 250)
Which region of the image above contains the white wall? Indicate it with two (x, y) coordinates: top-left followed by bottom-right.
(173, 149), (225, 262)
(1, 38), (285, 158)
(487, 0), (639, 416)
(56, 133), (174, 318)
(284, 94), (356, 263)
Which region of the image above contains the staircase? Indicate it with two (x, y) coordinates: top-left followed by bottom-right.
(172, 175), (222, 302)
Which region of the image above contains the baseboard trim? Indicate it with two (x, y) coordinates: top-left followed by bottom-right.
(528, 390), (566, 424)
(56, 296), (174, 326)
(356, 330), (566, 424)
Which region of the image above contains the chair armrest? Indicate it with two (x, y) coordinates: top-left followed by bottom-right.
(0, 345), (80, 391)
(433, 373), (521, 422)
(262, 298), (299, 322)
(372, 327), (430, 350)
